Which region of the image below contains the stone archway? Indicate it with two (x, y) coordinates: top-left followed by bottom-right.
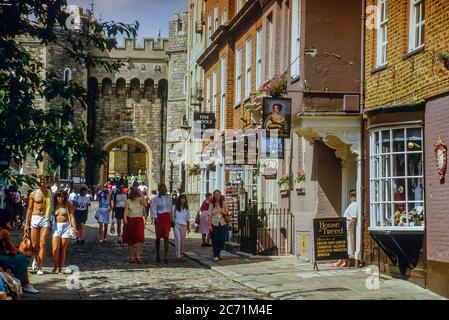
(100, 136), (153, 186)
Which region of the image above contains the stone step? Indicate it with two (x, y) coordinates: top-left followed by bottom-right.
(224, 241), (240, 253)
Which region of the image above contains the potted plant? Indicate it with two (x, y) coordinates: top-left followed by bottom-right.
(295, 168), (306, 194)
(189, 164), (201, 176)
(439, 52), (449, 70)
(277, 175), (290, 193)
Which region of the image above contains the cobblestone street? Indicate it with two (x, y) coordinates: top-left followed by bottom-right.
(19, 209), (270, 300)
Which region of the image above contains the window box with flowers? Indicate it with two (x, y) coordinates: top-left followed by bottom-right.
(278, 175), (290, 196)
(295, 168), (306, 194)
(189, 164), (201, 176)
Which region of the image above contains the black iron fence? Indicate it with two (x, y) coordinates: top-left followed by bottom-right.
(238, 206), (294, 256)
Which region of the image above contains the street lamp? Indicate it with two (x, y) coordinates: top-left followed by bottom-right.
(168, 143), (176, 194)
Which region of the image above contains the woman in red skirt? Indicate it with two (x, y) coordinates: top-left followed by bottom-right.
(151, 183), (173, 262)
(123, 188), (146, 264)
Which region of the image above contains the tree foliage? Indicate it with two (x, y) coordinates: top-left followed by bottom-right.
(0, 0), (139, 187)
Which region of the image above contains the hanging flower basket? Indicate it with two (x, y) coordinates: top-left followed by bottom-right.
(278, 175), (290, 195)
(189, 164), (201, 176)
(295, 168), (306, 194)
(439, 52), (449, 70)
(260, 74), (287, 98)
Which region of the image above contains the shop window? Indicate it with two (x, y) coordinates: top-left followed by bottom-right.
(370, 126), (424, 230)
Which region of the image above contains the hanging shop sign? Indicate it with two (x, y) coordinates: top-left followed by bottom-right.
(224, 130), (258, 165)
(259, 130), (284, 160)
(434, 137), (447, 182)
(313, 218), (348, 264)
(260, 159), (278, 179)
(193, 112), (215, 139)
(262, 97), (292, 139)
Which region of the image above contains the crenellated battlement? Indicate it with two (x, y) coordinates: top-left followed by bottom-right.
(115, 37), (169, 52)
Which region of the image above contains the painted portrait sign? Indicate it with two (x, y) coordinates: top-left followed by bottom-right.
(262, 98), (291, 139)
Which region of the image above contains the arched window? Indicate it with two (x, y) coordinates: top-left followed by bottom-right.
(64, 68), (72, 83)
(102, 78), (112, 97)
(144, 78), (154, 100)
(177, 19), (183, 33)
(116, 78), (126, 98)
(130, 78), (141, 100)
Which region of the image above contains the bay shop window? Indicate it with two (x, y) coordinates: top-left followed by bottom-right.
(369, 126), (424, 230)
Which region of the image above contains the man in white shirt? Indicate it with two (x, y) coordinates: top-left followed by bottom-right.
(334, 190), (358, 268)
(69, 189), (77, 204)
(151, 183), (173, 262)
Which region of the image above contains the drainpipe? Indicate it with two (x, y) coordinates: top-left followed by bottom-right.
(360, 0), (366, 264)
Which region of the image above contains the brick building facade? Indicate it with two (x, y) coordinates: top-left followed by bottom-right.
(364, 0), (449, 298)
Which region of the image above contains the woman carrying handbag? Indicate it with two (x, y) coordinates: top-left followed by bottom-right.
(0, 209), (39, 294)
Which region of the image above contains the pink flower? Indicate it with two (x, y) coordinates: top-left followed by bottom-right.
(297, 168), (305, 176)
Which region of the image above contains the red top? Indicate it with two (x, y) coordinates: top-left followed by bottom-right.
(200, 200), (209, 212)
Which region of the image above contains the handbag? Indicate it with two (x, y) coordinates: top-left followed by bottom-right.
(18, 232), (32, 256)
(195, 211), (200, 225)
(94, 209), (100, 220)
(110, 218), (116, 234)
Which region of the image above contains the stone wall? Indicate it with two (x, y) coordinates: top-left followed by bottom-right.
(166, 12), (189, 192)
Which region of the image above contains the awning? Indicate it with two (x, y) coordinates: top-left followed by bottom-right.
(369, 230), (424, 275)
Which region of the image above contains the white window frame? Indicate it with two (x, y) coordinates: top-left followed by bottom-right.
(220, 56), (227, 132)
(206, 76), (211, 112)
(267, 14), (274, 77)
(222, 9), (227, 26)
(290, 0), (301, 78)
(256, 27), (263, 89)
(245, 38), (252, 100)
(235, 47), (242, 106)
(207, 13), (212, 46)
(214, 5), (219, 31)
(236, 0), (244, 13)
(376, 0), (388, 67)
(369, 125), (424, 231)
(408, 0), (425, 52)
(212, 71), (217, 114)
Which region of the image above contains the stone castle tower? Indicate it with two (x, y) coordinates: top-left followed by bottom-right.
(165, 12), (189, 193)
(20, 5), (174, 190)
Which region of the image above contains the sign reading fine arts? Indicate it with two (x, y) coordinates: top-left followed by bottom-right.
(313, 218), (348, 261)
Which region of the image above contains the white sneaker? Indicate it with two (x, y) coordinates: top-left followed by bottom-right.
(213, 257), (220, 262)
(22, 284), (40, 294)
(31, 259), (37, 271)
(36, 269), (44, 275)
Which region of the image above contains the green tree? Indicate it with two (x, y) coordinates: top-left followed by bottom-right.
(0, 0), (138, 187)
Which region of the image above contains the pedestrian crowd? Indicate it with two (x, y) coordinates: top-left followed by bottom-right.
(0, 174), (230, 300)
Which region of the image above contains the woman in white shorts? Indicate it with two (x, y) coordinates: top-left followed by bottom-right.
(97, 188), (112, 243)
(51, 191), (78, 274)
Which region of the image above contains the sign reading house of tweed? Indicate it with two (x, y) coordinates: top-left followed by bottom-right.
(193, 112), (215, 139)
(313, 218), (348, 261)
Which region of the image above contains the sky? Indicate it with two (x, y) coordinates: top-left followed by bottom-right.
(69, 0), (188, 39)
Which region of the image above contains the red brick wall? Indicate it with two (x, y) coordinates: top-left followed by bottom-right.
(425, 95), (449, 264)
